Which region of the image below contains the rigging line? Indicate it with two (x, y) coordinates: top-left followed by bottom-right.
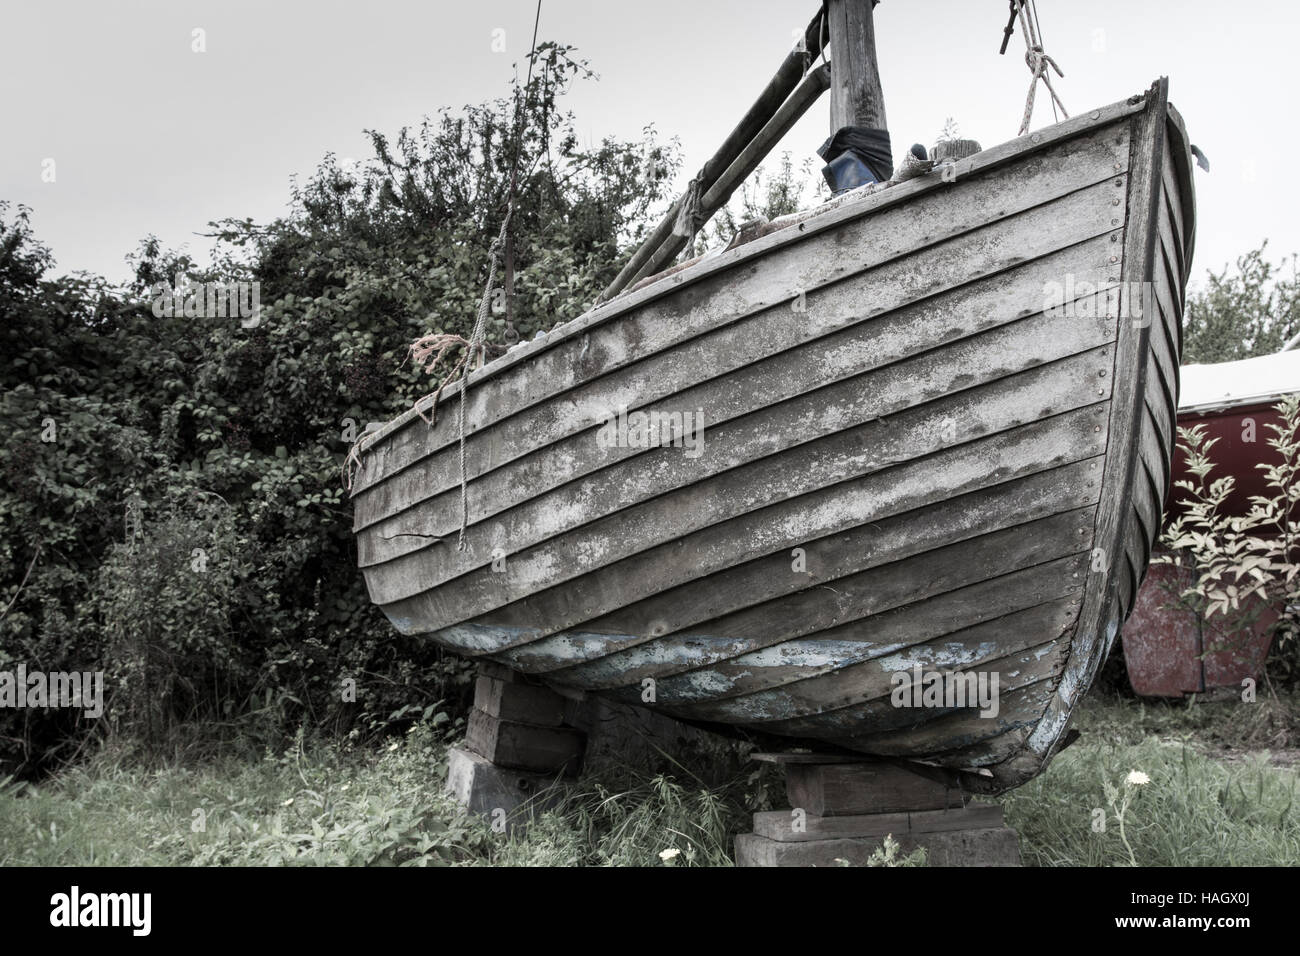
(1015, 0), (1067, 136)
(1028, 0), (1058, 123)
(455, 0), (543, 551)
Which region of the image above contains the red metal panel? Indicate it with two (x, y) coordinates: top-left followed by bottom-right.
(1123, 563), (1203, 696)
(1125, 562), (1277, 697)
(1169, 403), (1285, 520)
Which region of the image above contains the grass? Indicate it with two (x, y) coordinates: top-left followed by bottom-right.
(2, 692), (1297, 866)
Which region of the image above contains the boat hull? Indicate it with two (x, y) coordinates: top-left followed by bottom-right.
(351, 80), (1196, 792)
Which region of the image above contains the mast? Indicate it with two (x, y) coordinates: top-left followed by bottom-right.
(826, 0), (887, 133)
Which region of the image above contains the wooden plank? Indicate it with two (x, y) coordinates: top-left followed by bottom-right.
(756, 617), (1074, 736)
(996, 81), (1175, 791)
(752, 803), (1004, 842)
(474, 676), (567, 726)
(351, 98), (1146, 480)
(834, 677), (1061, 758)
(530, 459), (1102, 687)
(394, 401), (1109, 648)
(749, 752), (862, 765)
(785, 762), (964, 816)
(464, 708), (584, 773)
(660, 595), (1077, 725)
(371, 356), (1113, 625)
(615, 512), (1087, 712)
(363, 320), (1118, 601)
(826, 0), (887, 132)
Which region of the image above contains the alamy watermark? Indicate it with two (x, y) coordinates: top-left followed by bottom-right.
(595, 404), (705, 458)
(150, 273), (261, 328)
(0, 664), (104, 718)
(890, 665), (1000, 718)
(1043, 276), (1154, 325)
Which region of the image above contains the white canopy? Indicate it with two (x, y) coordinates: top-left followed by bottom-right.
(1179, 349), (1300, 413)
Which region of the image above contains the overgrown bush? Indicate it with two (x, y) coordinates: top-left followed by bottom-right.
(0, 44), (684, 774)
(1156, 394), (1300, 677)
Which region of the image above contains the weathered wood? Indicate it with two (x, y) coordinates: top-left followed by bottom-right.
(752, 802), (1003, 842)
(826, 0), (887, 132)
(476, 660), (519, 683)
(464, 708), (585, 774)
(445, 746), (564, 830)
(366, 319), (1116, 603)
(352, 94), (1148, 486)
(474, 675), (567, 726)
(1001, 80), (1185, 791)
(749, 752), (862, 765)
(785, 762), (965, 816)
(734, 826), (1022, 867)
(535, 462), (1100, 685)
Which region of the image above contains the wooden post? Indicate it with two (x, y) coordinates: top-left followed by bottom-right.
(826, 0), (887, 134)
(599, 7), (830, 303)
(627, 64), (832, 288)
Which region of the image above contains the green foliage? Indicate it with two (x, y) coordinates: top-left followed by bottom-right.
(6, 695), (1297, 867)
(1005, 694), (1300, 866)
(1157, 395), (1300, 666)
(705, 151), (824, 249)
(1183, 242), (1300, 364)
(0, 43), (676, 773)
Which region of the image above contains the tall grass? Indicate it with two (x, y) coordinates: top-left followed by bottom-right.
(3, 695), (1297, 866)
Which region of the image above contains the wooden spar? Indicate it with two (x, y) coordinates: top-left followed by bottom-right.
(598, 8), (829, 303)
(627, 64), (833, 288)
(826, 0), (887, 133)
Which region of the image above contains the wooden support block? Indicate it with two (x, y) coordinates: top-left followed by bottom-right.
(735, 826), (1022, 867)
(465, 707), (585, 774)
(476, 660), (521, 683)
(445, 747), (563, 832)
(785, 762), (966, 815)
(752, 803), (1003, 843)
(474, 676), (567, 727)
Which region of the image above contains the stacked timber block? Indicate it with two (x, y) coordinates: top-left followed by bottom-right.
(734, 756), (1022, 867)
(445, 663), (586, 829)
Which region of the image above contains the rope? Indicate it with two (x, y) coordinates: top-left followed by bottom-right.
(1016, 0), (1067, 135)
(452, 0), (541, 550)
(673, 173), (707, 260)
(455, 213), (510, 549)
(351, 4), (543, 517)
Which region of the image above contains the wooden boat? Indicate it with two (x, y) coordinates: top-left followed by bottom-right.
(349, 12), (1196, 793)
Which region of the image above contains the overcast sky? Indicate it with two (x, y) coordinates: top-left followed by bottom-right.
(2, 0), (1295, 287)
